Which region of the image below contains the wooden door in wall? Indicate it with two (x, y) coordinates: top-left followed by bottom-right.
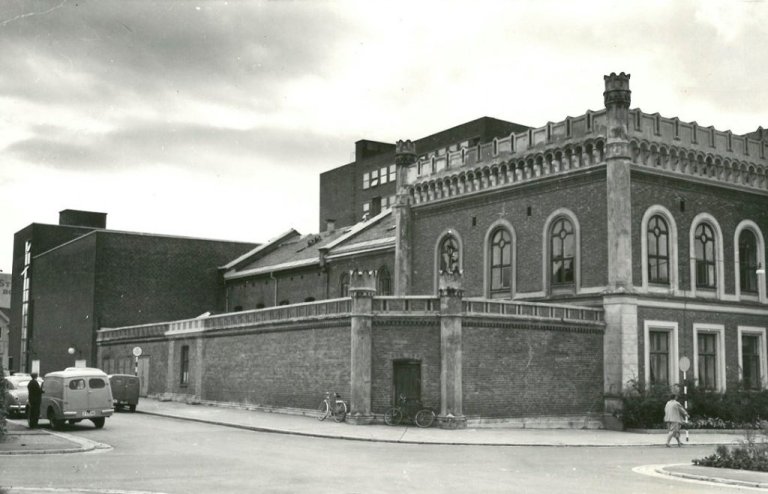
(137, 356), (150, 396)
(393, 359), (421, 411)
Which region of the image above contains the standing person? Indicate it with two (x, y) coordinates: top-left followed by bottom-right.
(664, 393), (689, 447)
(27, 373), (43, 429)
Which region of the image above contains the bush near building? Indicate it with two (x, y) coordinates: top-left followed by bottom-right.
(618, 380), (768, 430)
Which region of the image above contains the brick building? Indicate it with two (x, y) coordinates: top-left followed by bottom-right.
(320, 117), (529, 231)
(95, 72), (767, 427)
(8, 210), (257, 374)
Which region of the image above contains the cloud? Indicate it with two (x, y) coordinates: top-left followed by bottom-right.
(6, 120), (354, 173)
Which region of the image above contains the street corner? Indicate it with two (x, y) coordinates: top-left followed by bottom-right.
(0, 421), (111, 455)
(633, 463), (768, 491)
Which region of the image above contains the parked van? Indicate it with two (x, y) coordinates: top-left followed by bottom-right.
(40, 367), (114, 429)
(109, 374), (140, 412)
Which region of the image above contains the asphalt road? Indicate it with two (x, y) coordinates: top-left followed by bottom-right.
(0, 413), (750, 493)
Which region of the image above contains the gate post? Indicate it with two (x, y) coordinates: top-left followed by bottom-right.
(438, 270), (466, 429)
(349, 270), (377, 424)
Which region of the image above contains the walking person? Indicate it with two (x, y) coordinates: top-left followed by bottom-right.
(664, 393), (689, 447)
(27, 372), (43, 429)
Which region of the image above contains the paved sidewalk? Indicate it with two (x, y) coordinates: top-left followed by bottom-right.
(136, 397), (745, 447)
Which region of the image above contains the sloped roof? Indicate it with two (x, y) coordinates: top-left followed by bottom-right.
(325, 211), (395, 259)
(224, 210), (395, 279)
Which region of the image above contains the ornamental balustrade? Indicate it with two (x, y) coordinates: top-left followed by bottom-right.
(372, 296), (440, 314)
(403, 109), (768, 206)
(97, 295), (603, 343)
(462, 298), (604, 323)
(97, 322), (169, 342)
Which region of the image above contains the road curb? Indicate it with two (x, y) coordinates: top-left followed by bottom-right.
(655, 466), (768, 490)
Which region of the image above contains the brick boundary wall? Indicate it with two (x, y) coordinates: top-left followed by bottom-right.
(97, 297), (605, 426)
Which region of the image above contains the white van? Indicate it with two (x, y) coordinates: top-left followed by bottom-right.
(40, 367), (114, 429)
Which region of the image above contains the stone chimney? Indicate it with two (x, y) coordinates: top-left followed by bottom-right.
(326, 219), (336, 232)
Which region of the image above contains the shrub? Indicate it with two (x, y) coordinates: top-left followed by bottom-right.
(617, 379), (768, 429)
(694, 427), (768, 472)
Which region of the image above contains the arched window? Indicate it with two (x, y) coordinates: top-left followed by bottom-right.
(377, 266), (392, 295)
(550, 218), (574, 285)
(489, 228), (512, 297)
(647, 215), (670, 284)
(739, 229), (759, 293)
(694, 223), (716, 288)
(340, 272), (350, 297)
(439, 235), (460, 273)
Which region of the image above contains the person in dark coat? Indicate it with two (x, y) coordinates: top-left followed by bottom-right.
(27, 372), (43, 428)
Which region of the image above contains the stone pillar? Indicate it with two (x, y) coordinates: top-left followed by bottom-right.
(438, 270), (466, 429)
(165, 341), (175, 400)
(603, 73), (638, 429)
(602, 295), (638, 429)
(604, 72), (634, 291)
(193, 336), (204, 402)
(348, 270), (377, 424)
(394, 140), (416, 295)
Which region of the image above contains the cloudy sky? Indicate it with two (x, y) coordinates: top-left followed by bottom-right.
(1, 0), (766, 271)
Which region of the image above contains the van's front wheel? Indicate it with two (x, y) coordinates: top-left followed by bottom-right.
(91, 417), (105, 429)
(47, 409), (64, 430)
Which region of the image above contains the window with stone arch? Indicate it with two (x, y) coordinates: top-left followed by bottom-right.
(647, 215), (670, 284)
(735, 221), (766, 301)
(550, 217), (575, 285)
(377, 265), (392, 295)
(489, 227), (513, 297)
(739, 229), (759, 293)
(641, 206), (679, 293)
(438, 234), (461, 274)
(694, 223), (717, 289)
(340, 272), (350, 297)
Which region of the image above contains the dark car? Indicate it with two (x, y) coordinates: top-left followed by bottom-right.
(108, 374), (140, 412)
(3, 375), (41, 418)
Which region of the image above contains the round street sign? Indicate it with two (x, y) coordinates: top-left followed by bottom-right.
(132, 346), (143, 358)
(679, 356), (691, 373)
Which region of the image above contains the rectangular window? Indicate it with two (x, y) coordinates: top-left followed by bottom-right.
(362, 202), (370, 218)
(645, 321), (679, 388)
(370, 169), (379, 187)
(363, 172), (370, 190)
(649, 331), (670, 385)
(370, 197), (382, 217)
(697, 333), (717, 390)
(742, 335), (761, 390)
(694, 324), (725, 392)
(739, 326), (766, 391)
(389, 164), (396, 182)
(380, 167), (388, 184)
(180, 345), (190, 385)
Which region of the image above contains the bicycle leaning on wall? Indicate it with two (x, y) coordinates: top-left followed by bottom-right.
(384, 393), (436, 428)
(317, 391), (347, 422)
